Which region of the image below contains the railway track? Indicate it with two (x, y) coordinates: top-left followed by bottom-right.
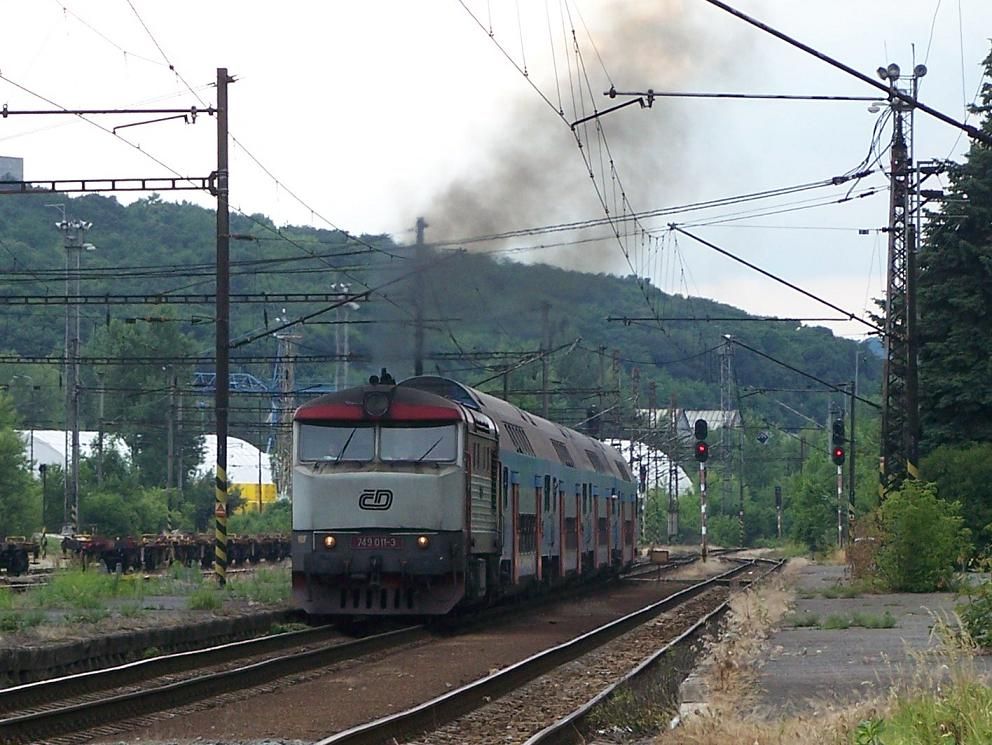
(0, 553), (723, 744)
(315, 558), (773, 745)
(0, 623), (428, 744)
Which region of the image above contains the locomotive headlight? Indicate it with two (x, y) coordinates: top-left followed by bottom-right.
(323, 535), (337, 549)
(363, 391), (391, 418)
(416, 535), (430, 549)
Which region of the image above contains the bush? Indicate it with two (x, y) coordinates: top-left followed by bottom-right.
(875, 481), (968, 592)
(958, 576), (992, 649)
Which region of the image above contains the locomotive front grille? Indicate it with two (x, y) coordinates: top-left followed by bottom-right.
(339, 586), (414, 611)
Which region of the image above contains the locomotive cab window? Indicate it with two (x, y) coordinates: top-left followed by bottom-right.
(298, 423), (374, 462)
(380, 423), (459, 463)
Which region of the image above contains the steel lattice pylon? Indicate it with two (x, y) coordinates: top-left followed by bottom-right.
(880, 92), (921, 497)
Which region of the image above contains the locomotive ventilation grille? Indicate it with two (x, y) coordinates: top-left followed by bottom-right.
(340, 586), (416, 611)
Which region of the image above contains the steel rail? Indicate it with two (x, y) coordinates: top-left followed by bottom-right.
(524, 558), (786, 745)
(0, 622), (336, 712)
(314, 561), (755, 745)
(0, 625), (427, 744)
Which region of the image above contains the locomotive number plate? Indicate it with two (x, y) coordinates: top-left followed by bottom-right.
(351, 535), (403, 549)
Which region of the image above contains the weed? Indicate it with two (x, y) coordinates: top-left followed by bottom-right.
(225, 566), (290, 604)
(64, 608), (109, 624)
(118, 602), (145, 618)
(189, 587), (222, 611)
(822, 614), (852, 630)
(786, 611), (820, 627)
(269, 622), (309, 635)
(0, 610), (44, 632)
(584, 683), (673, 736)
(853, 717), (885, 745)
(820, 583), (863, 599)
(852, 611), (897, 629)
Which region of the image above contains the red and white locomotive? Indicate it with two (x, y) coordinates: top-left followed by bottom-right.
(291, 373), (638, 616)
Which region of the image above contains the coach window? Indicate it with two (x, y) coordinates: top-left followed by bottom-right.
(544, 475), (551, 511)
(380, 423), (458, 463)
(298, 423), (374, 462)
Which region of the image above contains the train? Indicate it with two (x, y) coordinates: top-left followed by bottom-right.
(291, 372), (639, 617)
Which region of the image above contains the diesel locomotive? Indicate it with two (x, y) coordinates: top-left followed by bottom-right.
(291, 373), (638, 616)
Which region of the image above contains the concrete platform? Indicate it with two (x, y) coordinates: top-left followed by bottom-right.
(752, 563), (992, 715)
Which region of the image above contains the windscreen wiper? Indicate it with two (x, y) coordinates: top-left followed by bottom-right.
(415, 436), (444, 463)
(336, 428), (357, 463)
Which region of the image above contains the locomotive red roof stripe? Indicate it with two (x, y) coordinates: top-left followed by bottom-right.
(295, 402), (463, 422)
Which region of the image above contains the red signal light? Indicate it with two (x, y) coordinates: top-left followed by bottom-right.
(832, 446), (846, 465)
(694, 441), (709, 462)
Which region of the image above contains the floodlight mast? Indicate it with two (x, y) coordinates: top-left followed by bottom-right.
(879, 61), (926, 499)
(54, 217), (94, 535)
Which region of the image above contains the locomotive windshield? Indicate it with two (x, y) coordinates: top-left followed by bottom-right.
(299, 423), (375, 462)
(380, 423), (458, 463)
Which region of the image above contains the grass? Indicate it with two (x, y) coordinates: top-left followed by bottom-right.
(188, 586), (222, 611)
(225, 566), (291, 604)
(1, 561), (289, 630)
(31, 570), (144, 609)
(787, 611), (897, 630)
(645, 565), (983, 745)
(786, 611), (820, 627)
(0, 609), (44, 632)
(820, 582), (865, 599)
(822, 614), (852, 629)
(586, 682), (673, 736)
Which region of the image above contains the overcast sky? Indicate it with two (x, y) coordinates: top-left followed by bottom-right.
(1, 0), (990, 339)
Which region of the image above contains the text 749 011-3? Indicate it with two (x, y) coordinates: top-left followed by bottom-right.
(351, 535), (403, 549)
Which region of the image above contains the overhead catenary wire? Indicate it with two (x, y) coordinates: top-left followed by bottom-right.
(672, 227), (884, 335)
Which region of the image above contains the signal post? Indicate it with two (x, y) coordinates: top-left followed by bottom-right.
(831, 418), (847, 547)
(694, 418), (709, 561)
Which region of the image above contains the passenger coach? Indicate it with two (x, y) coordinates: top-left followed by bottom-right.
(291, 373), (638, 616)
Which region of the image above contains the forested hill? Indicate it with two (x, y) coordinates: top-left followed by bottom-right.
(0, 192), (880, 433)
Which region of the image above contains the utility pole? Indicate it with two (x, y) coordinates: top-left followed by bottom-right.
(56, 216), (92, 535)
(879, 61), (925, 497)
(738, 416), (745, 546)
(274, 322), (301, 498)
(848, 377), (857, 530)
(667, 394), (679, 541)
(96, 371), (104, 488)
(719, 336), (734, 510)
(214, 67), (233, 587)
(540, 302), (551, 419)
(167, 372), (177, 489)
(413, 216), (427, 376)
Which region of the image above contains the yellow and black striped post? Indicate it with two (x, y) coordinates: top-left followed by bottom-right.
(214, 466), (228, 586)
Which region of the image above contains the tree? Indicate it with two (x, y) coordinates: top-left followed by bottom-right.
(83, 317), (203, 488)
(921, 443), (992, 552)
(787, 472), (836, 554)
(918, 47), (992, 450)
(0, 393), (40, 536)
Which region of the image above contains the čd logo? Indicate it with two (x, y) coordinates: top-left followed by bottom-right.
(359, 489), (393, 510)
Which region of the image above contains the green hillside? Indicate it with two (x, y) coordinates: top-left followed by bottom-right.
(0, 191), (879, 440)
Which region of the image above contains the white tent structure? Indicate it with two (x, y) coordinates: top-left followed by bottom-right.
(18, 430), (130, 478)
(604, 438), (694, 496)
(194, 435), (276, 511)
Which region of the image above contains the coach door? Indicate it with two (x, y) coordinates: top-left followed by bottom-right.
(541, 475), (557, 582)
